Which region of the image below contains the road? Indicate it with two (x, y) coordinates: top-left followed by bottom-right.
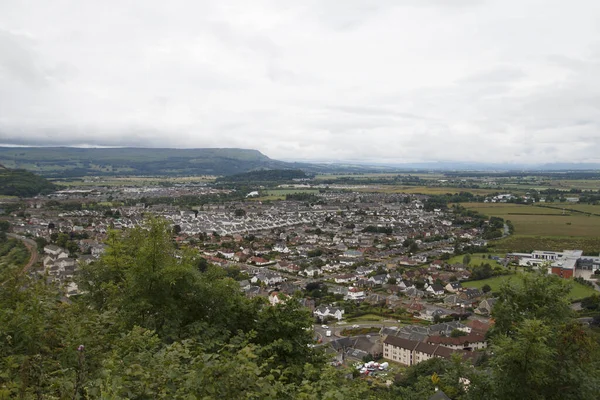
(6, 233), (39, 275)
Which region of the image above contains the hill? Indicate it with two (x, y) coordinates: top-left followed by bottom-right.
(0, 165), (57, 197)
(0, 147), (403, 178)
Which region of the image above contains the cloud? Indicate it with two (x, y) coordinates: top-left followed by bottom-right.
(0, 0), (600, 164)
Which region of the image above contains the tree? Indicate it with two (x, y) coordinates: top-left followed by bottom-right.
(491, 273), (571, 336)
(173, 224), (182, 234)
(476, 273), (600, 400)
(482, 284), (492, 293)
(450, 329), (466, 338)
(462, 254), (472, 265)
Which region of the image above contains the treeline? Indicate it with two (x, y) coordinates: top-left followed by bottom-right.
(0, 167), (57, 197)
(362, 225), (393, 235)
(215, 169), (308, 183)
(285, 192), (320, 202)
(424, 192), (486, 211)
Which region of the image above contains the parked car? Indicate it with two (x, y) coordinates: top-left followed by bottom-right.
(326, 330), (332, 337)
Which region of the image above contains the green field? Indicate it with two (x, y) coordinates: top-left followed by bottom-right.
(462, 202), (600, 237)
(248, 188), (320, 201)
(541, 203), (600, 215)
(462, 274), (597, 301)
(446, 253), (503, 268)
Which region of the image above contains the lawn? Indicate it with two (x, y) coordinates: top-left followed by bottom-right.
(345, 314), (385, 322)
(447, 253), (503, 268)
(462, 273), (597, 301)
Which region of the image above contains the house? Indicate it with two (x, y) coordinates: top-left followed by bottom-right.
(355, 265), (375, 276)
(329, 335), (382, 359)
(368, 274), (387, 286)
(334, 273), (358, 284)
(314, 305), (345, 321)
(268, 292), (287, 306)
(383, 336), (478, 366)
(475, 298), (497, 316)
(426, 284), (445, 297)
(405, 287), (425, 298)
(426, 333), (487, 351)
(250, 271), (284, 286)
(44, 245), (65, 256)
(365, 293), (387, 305)
(345, 286), (366, 301)
(459, 288), (482, 300)
(302, 266), (321, 277)
(429, 390), (452, 400)
(249, 256), (274, 266)
(273, 242), (290, 253)
(445, 282), (462, 293)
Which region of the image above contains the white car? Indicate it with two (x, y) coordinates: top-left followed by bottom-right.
(352, 324), (360, 329)
(321, 325), (329, 329)
(326, 330), (332, 337)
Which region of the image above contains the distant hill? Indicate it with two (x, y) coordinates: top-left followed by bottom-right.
(0, 147), (298, 177)
(0, 165), (57, 197)
(0, 147), (402, 177)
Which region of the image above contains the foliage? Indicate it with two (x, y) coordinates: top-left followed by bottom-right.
(0, 167), (57, 197)
(362, 225), (393, 235)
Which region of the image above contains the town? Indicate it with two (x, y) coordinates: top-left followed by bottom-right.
(3, 178), (599, 379)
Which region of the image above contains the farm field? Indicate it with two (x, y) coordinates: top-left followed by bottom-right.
(462, 274), (597, 301)
(358, 186), (500, 196)
(248, 188), (319, 201)
(539, 203), (600, 215)
(462, 202), (600, 237)
(490, 235), (600, 255)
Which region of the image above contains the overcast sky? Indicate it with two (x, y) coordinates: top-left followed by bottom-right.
(1, 0), (600, 164)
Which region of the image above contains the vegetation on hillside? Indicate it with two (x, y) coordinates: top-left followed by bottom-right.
(0, 166), (57, 197)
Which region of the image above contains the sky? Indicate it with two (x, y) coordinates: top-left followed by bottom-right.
(1, 0), (600, 164)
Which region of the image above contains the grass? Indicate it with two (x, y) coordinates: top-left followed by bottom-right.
(446, 253), (503, 268)
(542, 203), (600, 215)
(345, 314), (385, 322)
(246, 188), (319, 202)
(462, 202), (600, 237)
(462, 273), (597, 300)
(462, 275), (522, 292)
